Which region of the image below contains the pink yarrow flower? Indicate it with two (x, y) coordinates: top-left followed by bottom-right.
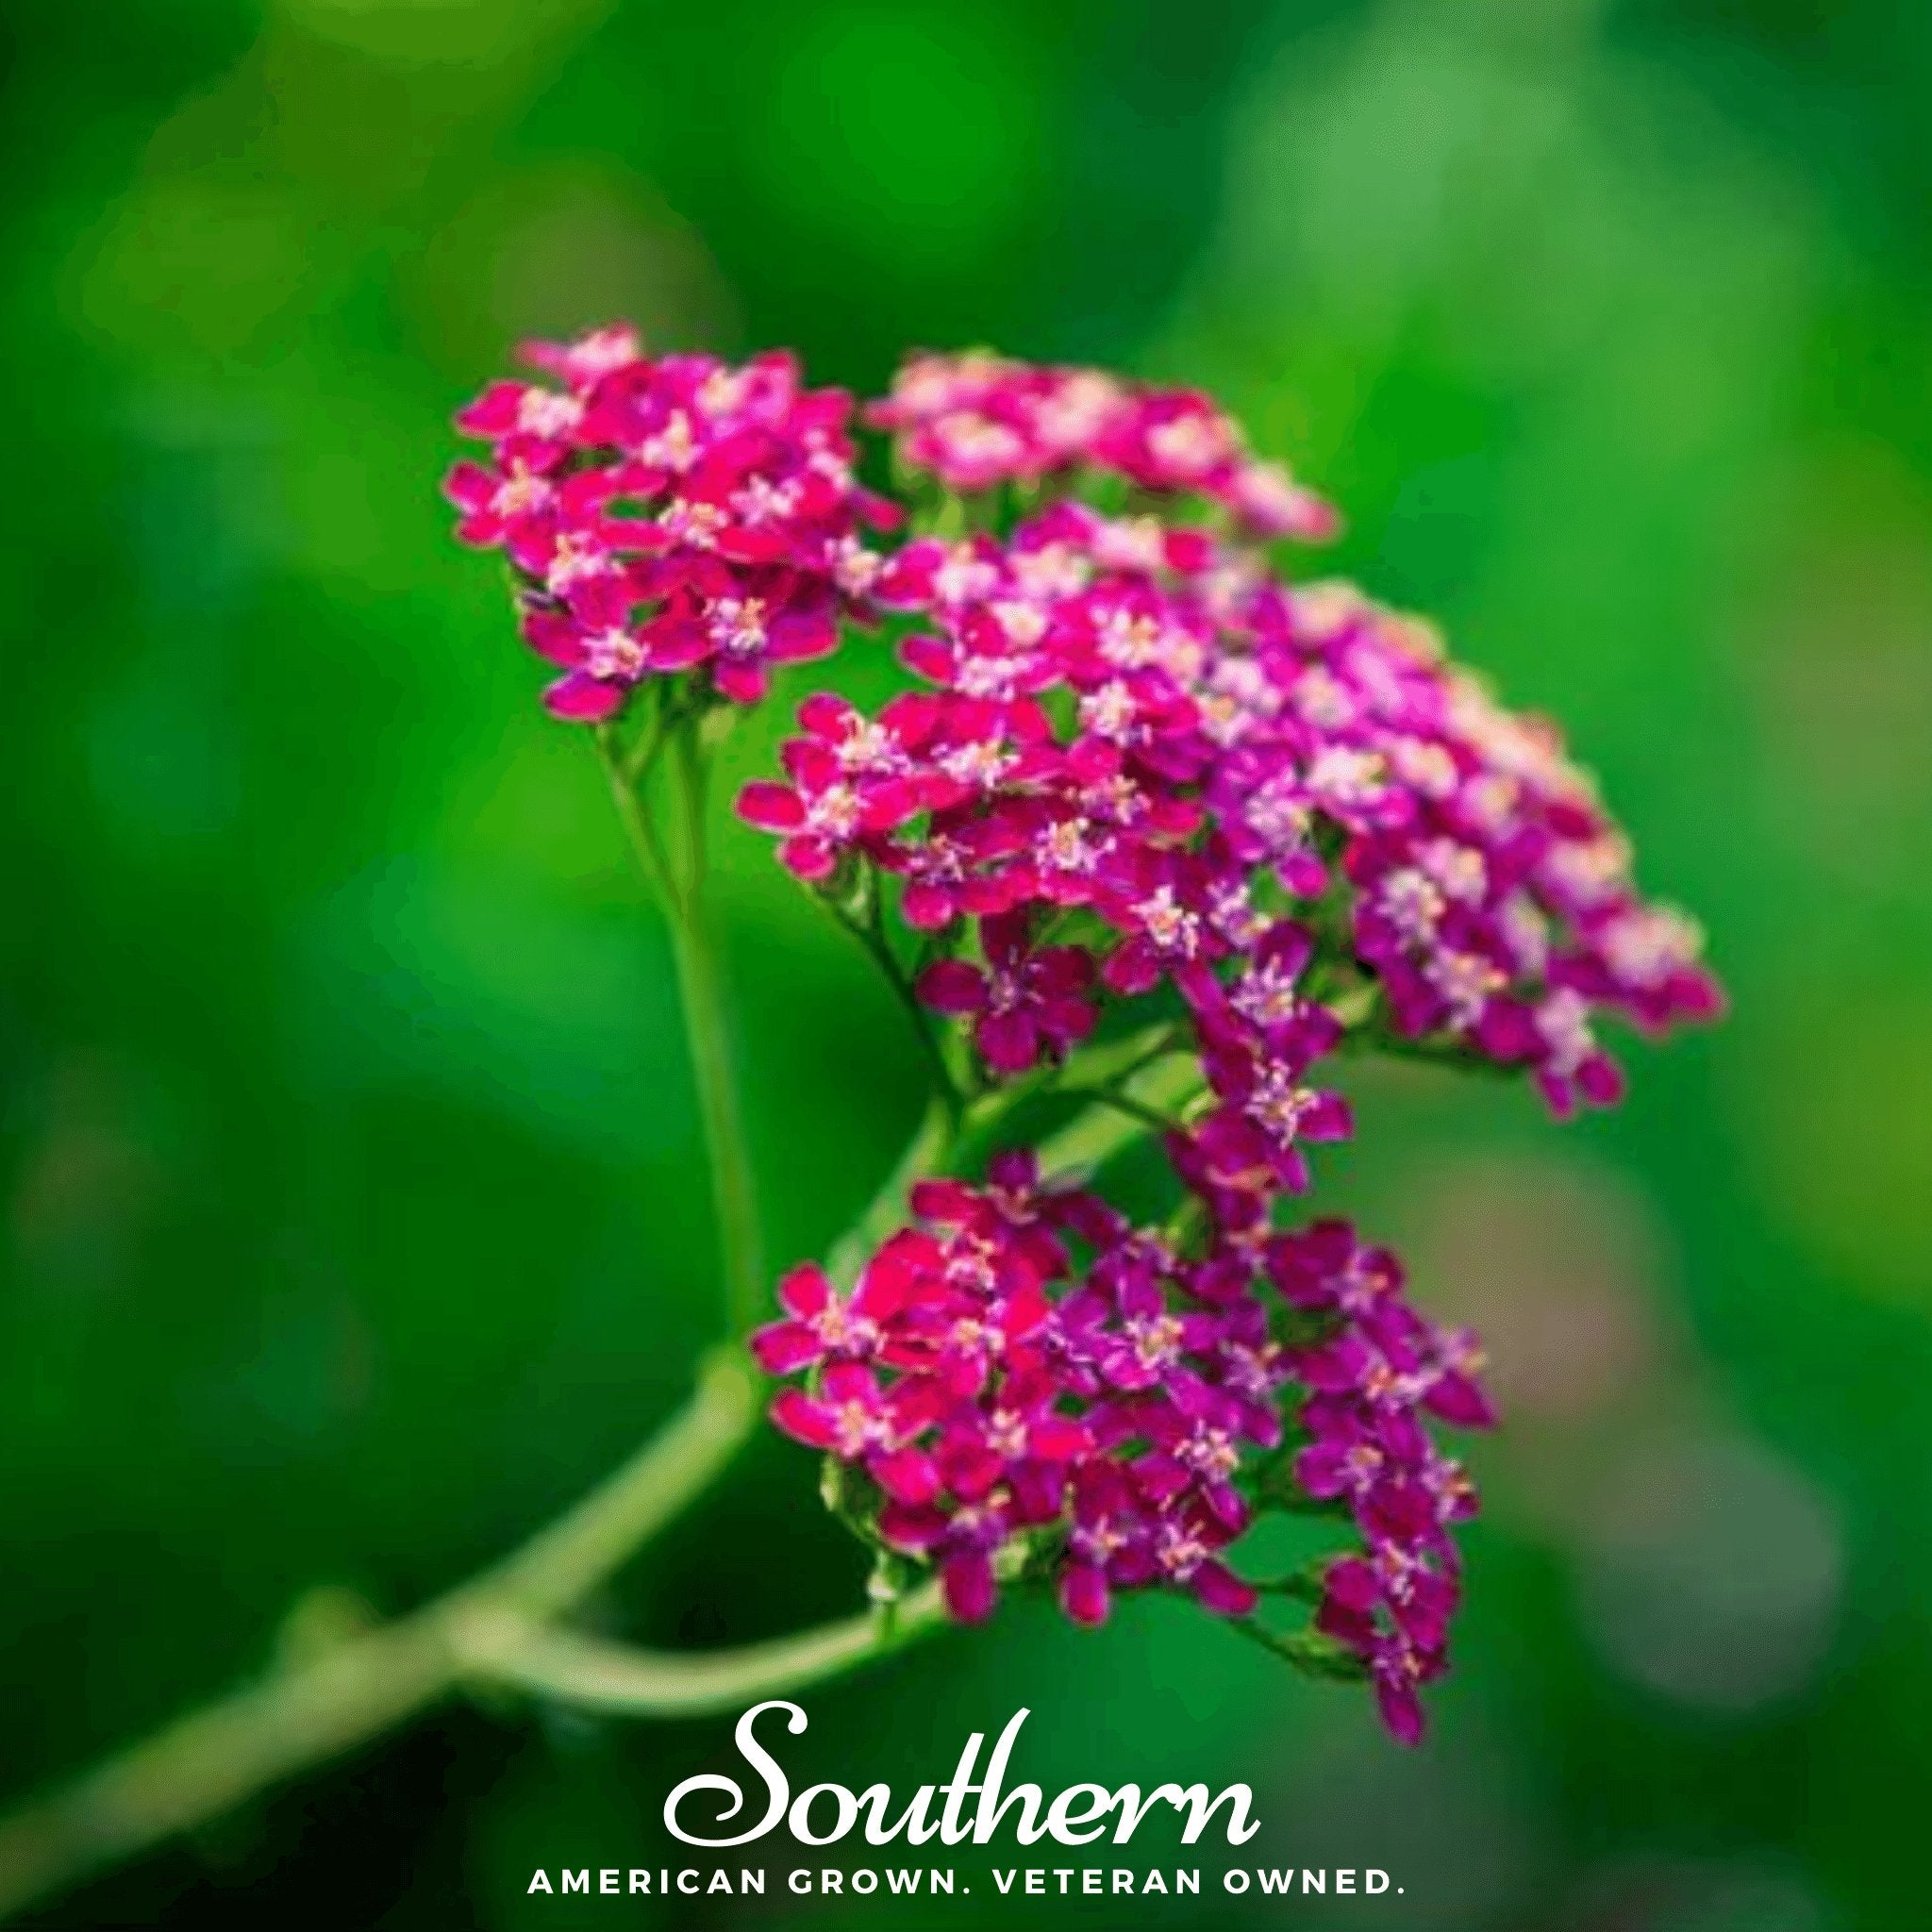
(915, 912), (1098, 1074)
(447, 328), (893, 720)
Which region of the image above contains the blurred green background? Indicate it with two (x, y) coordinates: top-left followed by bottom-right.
(4, 0), (1930, 1925)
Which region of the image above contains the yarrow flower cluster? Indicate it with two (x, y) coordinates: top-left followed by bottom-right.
(447, 326), (895, 717)
(448, 327), (1724, 1744)
(1270, 1221), (1492, 1741)
(740, 492), (1719, 1120)
(866, 350), (1341, 541)
(749, 1171), (1491, 1745)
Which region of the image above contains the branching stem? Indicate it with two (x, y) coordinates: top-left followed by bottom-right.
(0, 1356), (758, 1924)
(459, 1583), (950, 1718)
(823, 891), (962, 1118)
(0, 1074), (1160, 1923)
(0, 714), (1228, 1923)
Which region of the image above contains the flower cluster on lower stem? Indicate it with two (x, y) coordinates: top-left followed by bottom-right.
(751, 1162), (1494, 1743)
(1273, 1221), (1492, 1743)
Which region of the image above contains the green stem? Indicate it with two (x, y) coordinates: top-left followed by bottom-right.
(1034, 1053), (1204, 1178)
(666, 901), (765, 1340)
(824, 896), (961, 1118)
(1054, 1021), (1183, 1091)
(1051, 1087), (1180, 1137)
(468, 1351), (758, 1621)
(625, 686), (693, 787)
(0, 1072), (1175, 1924)
(1228, 1618), (1368, 1683)
(596, 723), (675, 901)
(0, 1356), (758, 1925)
(598, 727), (765, 1340)
(671, 718), (709, 888)
(825, 1095), (953, 1287)
(1346, 1030), (1521, 1079)
(459, 1582), (950, 1717)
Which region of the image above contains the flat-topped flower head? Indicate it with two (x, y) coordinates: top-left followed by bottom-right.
(868, 351), (1341, 544)
(447, 327), (894, 719)
(750, 1145), (1496, 1742)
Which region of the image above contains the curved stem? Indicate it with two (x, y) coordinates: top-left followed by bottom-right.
(1057, 1021), (1183, 1091)
(0, 1356), (758, 1925)
(596, 723), (675, 901)
(458, 1582), (950, 1718)
(466, 1351), (757, 1620)
(1343, 1030), (1520, 1079)
(0, 1079), (1173, 1924)
(1051, 1087), (1179, 1137)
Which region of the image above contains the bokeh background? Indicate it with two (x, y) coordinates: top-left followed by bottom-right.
(4, 0), (1930, 1925)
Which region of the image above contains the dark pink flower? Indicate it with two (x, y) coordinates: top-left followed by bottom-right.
(769, 1362), (943, 1507)
(736, 755), (925, 886)
(749, 1230), (941, 1375)
(916, 914), (1097, 1074)
(449, 330), (888, 717)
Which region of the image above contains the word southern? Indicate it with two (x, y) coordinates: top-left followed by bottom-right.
(662, 1702), (1262, 1850)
